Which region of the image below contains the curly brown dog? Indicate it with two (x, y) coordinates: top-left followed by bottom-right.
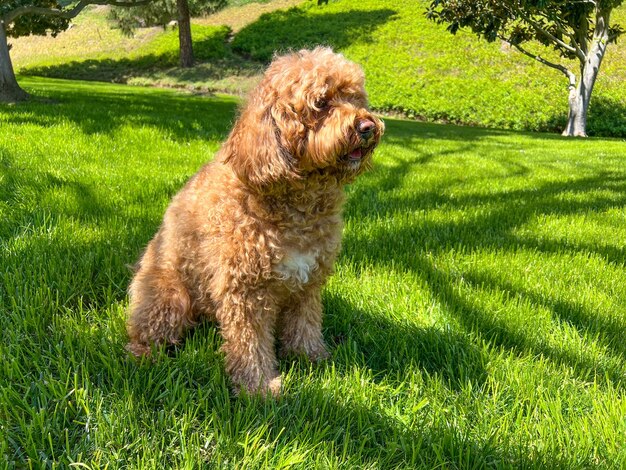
(126, 47), (384, 396)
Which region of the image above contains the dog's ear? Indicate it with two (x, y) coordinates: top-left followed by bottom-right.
(223, 99), (300, 189)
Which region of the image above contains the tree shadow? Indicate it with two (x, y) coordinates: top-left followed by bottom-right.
(262, 379), (572, 469)
(19, 25), (238, 84)
(322, 292), (488, 389)
(159, 296), (574, 468)
(18, 6), (399, 100)
(112, 298), (524, 468)
(29, 319), (544, 468)
(2, 77), (238, 141)
(347, 167), (626, 266)
(232, 6), (399, 61)
(21, 54), (264, 91)
(463, 270), (626, 359)
(340, 124), (626, 384)
(0, 170), (152, 315)
(0, 132), (209, 318)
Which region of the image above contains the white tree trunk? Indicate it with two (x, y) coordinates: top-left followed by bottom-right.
(562, 8), (611, 137)
(0, 21), (29, 103)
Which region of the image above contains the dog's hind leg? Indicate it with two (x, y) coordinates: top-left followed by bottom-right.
(126, 241), (195, 356)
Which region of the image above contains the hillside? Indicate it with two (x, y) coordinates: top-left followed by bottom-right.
(230, 0), (626, 136)
(9, 0), (626, 136)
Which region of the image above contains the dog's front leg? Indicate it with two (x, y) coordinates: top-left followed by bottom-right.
(218, 290), (281, 397)
(278, 286), (330, 361)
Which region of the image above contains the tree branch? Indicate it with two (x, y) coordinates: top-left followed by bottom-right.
(3, 0), (89, 23)
(551, 20), (588, 62)
(517, 12), (587, 62)
(3, 0), (153, 25)
(503, 36), (577, 87)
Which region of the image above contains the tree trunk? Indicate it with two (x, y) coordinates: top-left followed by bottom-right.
(176, 0), (194, 68)
(562, 7), (611, 137)
(0, 21), (29, 103)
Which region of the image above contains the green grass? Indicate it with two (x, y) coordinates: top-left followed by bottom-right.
(2, 78), (626, 468)
(229, 0), (273, 6)
(21, 22), (234, 85)
(232, 0), (626, 136)
(12, 0), (626, 136)
(10, 4), (276, 96)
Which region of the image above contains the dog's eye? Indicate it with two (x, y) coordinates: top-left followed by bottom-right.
(315, 98), (329, 110)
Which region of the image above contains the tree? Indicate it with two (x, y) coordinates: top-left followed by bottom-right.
(109, 0), (227, 68)
(427, 0), (624, 137)
(0, 0), (153, 103)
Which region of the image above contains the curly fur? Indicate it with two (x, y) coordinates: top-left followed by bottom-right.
(126, 47), (384, 396)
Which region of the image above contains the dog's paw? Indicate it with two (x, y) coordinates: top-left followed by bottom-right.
(234, 374), (282, 398)
(300, 340), (330, 362)
(126, 342), (152, 357)
(308, 344), (330, 362)
(280, 340), (330, 362)
(267, 376), (283, 396)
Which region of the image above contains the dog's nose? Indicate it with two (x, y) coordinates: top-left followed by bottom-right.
(357, 119), (376, 139)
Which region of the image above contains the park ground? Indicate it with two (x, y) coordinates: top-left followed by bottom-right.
(2, 0), (626, 468)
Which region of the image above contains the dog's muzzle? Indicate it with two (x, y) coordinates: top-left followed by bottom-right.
(341, 117), (380, 168)
(357, 119), (376, 141)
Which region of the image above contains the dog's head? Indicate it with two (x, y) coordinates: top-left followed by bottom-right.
(223, 47), (384, 189)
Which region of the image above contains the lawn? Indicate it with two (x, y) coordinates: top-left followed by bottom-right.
(2, 78), (626, 468)
(231, 0), (626, 136)
(10, 0), (626, 136)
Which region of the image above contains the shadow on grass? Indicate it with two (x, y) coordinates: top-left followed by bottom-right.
(21, 54), (264, 90)
(264, 382), (566, 469)
(166, 300), (565, 468)
(18, 6), (398, 96)
(342, 119), (626, 385)
(463, 270), (626, 359)
(129, 298), (507, 468)
(0, 162), (158, 315)
(19, 25), (238, 85)
(322, 293), (488, 389)
(3, 93), (625, 465)
(232, 7), (398, 62)
(38, 323), (530, 468)
(3, 77), (238, 141)
(0, 89), (225, 313)
(0, 83), (239, 330)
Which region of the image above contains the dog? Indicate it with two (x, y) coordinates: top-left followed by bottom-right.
(126, 47), (384, 396)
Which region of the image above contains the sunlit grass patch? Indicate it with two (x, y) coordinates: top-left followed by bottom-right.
(10, 1), (626, 135)
(2, 79), (626, 468)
